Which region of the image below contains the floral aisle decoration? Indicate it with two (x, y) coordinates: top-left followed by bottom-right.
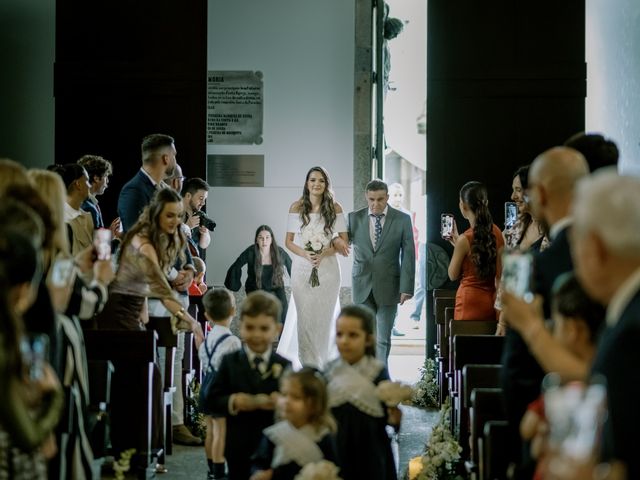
(410, 398), (463, 480)
(113, 448), (136, 480)
(185, 377), (207, 439)
(300, 224), (331, 287)
(412, 358), (439, 409)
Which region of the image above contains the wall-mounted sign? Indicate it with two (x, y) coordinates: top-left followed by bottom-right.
(207, 71), (264, 145)
(207, 154), (264, 187)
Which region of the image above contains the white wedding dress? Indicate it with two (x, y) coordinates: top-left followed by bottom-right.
(277, 212), (347, 369)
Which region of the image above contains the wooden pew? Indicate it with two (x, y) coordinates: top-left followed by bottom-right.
(468, 388), (506, 476)
(147, 317), (178, 458)
(433, 290), (456, 405)
(445, 321), (499, 412)
(480, 420), (509, 480)
(87, 360), (114, 461)
(450, 334), (504, 439)
(459, 364), (502, 461)
(84, 330), (162, 479)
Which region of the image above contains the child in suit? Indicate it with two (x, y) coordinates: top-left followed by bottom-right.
(207, 291), (292, 480)
(199, 288), (242, 480)
(325, 304), (402, 480)
(250, 368), (338, 480)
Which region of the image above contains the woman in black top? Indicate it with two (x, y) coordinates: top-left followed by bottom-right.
(225, 225), (292, 323)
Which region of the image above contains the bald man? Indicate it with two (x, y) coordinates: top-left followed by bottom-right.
(500, 146), (589, 478)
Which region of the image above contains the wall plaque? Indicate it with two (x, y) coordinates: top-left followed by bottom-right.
(207, 154), (264, 187)
(207, 71), (264, 145)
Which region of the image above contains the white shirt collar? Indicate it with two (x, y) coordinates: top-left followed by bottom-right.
(605, 267), (640, 326)
(244, 345), (272, 369)
(139, 167), (170, 190)
(368, 205), (389, 217)
(64, 202), (84, 222)
(549, 216), (572, 240)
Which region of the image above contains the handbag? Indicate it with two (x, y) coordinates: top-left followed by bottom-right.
(199, 333), (232, 408)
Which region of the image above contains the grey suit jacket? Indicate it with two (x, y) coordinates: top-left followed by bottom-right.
(348, 206), (415, 305)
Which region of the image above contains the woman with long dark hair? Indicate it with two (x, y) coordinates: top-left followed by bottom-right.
(277, 166), (349, 368)
(447, 181), (504, 320)
(505, 166), (546, 251)
(224, 225), (292, 323)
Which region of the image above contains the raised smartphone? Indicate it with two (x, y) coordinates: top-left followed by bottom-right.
(440, 213), (454, 239)
(504, 202), (518, 230)
(50, 258), (75, 287)
(501, 251), (534, 302)
(93, 228), (112, 261)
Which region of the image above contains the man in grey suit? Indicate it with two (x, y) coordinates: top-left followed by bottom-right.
(346, 179), (415, 361)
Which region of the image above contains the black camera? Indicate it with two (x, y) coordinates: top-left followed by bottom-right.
(193, 210), (216, 231)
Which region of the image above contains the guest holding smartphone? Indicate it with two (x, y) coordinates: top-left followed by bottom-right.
(447, 181), (504, 321)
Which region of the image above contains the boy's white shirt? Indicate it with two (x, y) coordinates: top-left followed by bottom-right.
(325, 356), (385, 417)
(264, 420), (327, 468)
(198, 323), (241, 373)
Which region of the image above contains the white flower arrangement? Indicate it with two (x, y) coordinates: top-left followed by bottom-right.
(376, 380), (415, 407)
(410, 399), (463, 480)
(300, 224), (332, 287)
(294, 460), (342, 480)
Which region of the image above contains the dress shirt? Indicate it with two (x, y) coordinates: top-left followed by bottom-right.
(139, 167), (169, 190)
(368, 205), (389, 247)
(605, 267), (640, 327)
(64, 202), (85, 222)
(549, 216), (573, 241)
(244, 345), (272, 375)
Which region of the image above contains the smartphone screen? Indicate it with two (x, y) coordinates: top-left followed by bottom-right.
(440, 213), (454, 239)
(93, 228), (112, 261)
(501, 251), (533, 301)
(21, 334), (49, 380)
(504, 202), (518, 229)
(50, 258), (75, 287)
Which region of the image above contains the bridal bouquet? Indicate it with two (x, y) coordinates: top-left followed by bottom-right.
(301, 225), (331, 287)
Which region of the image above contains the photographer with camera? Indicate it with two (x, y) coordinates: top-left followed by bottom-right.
(182, 178), (213, 257)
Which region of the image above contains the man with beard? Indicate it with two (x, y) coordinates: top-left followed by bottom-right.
(181, 177), (211, 257)
(118, 133), (178, 232)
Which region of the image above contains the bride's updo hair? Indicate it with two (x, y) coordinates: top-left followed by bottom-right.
(300, 166), (336, 235)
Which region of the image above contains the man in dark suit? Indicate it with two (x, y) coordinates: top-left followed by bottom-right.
(207, 291), (291, 480)
(347, 179), (415, 362)
(117, 133), (177, 232)
(500, 146), (589, 477)
(570, 171), (640, 478)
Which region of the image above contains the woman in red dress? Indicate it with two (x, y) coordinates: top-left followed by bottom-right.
(447, 181), (504, 320)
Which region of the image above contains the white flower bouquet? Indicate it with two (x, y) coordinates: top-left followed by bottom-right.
(300, 224), (331, 287)
(376, 380), (415, 407)
(294, 460), (342, 480)
(411, 398), (463, 480)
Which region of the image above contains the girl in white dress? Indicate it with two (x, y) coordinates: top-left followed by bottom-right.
(277, 167), (348, 369)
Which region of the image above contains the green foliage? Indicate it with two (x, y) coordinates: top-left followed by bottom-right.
(184, 377), (207, 439)
(412, 357), (439, 409)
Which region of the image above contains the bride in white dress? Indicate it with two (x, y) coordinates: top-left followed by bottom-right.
(277, 166), (349, 369)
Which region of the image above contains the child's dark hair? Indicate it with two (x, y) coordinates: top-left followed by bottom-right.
(552, 273), (606, 342)
(241, 290), (281, 324)
(202, 287), (235, 321)
(338, 304), (376, 357)
(460, 181), (497, 281)
(281, 367), (336, 433)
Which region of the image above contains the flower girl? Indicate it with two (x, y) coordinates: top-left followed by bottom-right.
(250, 368), (339, 480)
(325, 305), (402, 480)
